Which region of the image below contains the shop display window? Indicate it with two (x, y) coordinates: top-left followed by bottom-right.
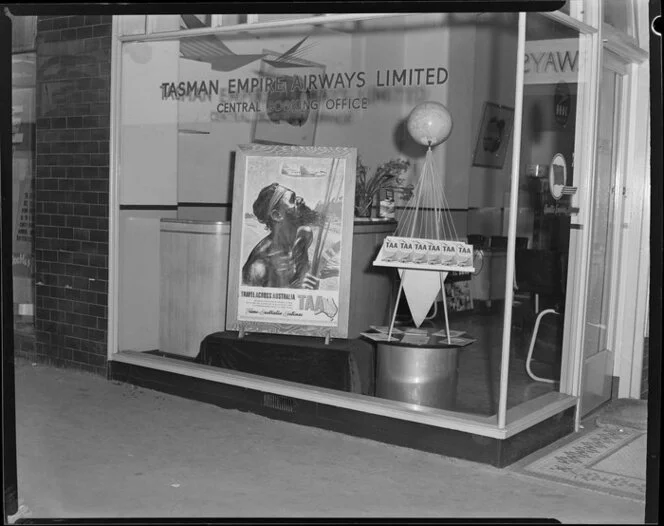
(114, 11), (588, 427)
(505, 13), (583, 404)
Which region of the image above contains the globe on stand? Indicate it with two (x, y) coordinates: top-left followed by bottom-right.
(406, 101), (453, 147)
(397, 101), (457, 329)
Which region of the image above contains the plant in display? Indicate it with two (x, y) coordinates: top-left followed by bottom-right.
(354, 157), (410, 217)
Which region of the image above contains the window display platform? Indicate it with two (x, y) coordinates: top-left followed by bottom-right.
(109, 353), (576, 467)
(164, 306), (561, 418)
(195, 331), (375, 395)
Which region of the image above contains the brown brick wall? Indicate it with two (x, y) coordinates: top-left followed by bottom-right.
(32, 15), (112, 375)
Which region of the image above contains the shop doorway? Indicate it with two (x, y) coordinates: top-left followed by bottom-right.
(580, 50), (629, 417)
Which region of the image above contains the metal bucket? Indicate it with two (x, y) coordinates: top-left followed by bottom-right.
(375, 343), (460, 410)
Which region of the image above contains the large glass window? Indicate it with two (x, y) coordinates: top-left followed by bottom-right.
(114, 11), (585, 421)
(505, 12), (583, 407)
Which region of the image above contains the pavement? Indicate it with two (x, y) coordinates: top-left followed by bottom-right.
(10, 357), (647, 522)
(595, 398), (648, 430)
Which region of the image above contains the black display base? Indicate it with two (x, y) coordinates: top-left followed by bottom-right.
(109, 360), (575, 468)
(196, 331), (375, 396)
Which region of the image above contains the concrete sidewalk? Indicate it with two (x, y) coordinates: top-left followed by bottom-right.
(12, 358), (645, 522)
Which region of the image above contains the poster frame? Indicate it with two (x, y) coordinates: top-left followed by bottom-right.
(226, 143), (357, 339)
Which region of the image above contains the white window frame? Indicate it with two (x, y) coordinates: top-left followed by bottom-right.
(108, 9), (607, 437)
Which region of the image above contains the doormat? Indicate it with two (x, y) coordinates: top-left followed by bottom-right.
(511, 423), (646, 501)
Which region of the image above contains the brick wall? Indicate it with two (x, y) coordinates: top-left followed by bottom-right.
(32, 15), (112, 375)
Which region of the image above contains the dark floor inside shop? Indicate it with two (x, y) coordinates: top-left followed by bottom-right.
(446, 302), (560, 416)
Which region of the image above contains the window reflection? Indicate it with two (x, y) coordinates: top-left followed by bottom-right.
(11, 35), (37, 343)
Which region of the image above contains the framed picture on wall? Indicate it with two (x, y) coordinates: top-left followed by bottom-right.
(226, 144), (357, 338)
(251, 52), (325, 146)
(472, 102), (515, 169)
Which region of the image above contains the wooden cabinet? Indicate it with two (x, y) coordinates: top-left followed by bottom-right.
(348, 220), (397, 337)
(159, 219), (230, 357)
(119, 211), (177, 352)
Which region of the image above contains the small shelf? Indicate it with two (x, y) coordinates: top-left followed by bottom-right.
(373, 260), (474, 273)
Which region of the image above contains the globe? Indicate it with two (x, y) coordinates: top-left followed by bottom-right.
(406, 101), (453, 147)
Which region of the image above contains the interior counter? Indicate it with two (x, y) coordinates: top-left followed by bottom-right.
(118, 217), (397, 355)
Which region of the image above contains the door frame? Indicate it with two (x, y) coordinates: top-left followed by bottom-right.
(610, 57), (651, 399)
(559, 2), (649, 426)
(580, 50), (629, 417)
(584, 40), (650, 404)
(600, 49), (630, 396)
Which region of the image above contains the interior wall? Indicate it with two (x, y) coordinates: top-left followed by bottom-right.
(175, 22), (410, 207)
(521, 83), (578, 172)
(116, 13), (526, 305)
(438, 14), (478, 210)
(467, 14), (519, 210)
(172, 14), (486, 212)
(119, 41), (179, 205)
(120, 14), (520, 222)
(464, 13), (520, 239)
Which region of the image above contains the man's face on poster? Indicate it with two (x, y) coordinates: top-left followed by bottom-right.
(273, 186), (320, 228)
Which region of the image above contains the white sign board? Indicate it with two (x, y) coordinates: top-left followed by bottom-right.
(524, 38), (580, 85)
